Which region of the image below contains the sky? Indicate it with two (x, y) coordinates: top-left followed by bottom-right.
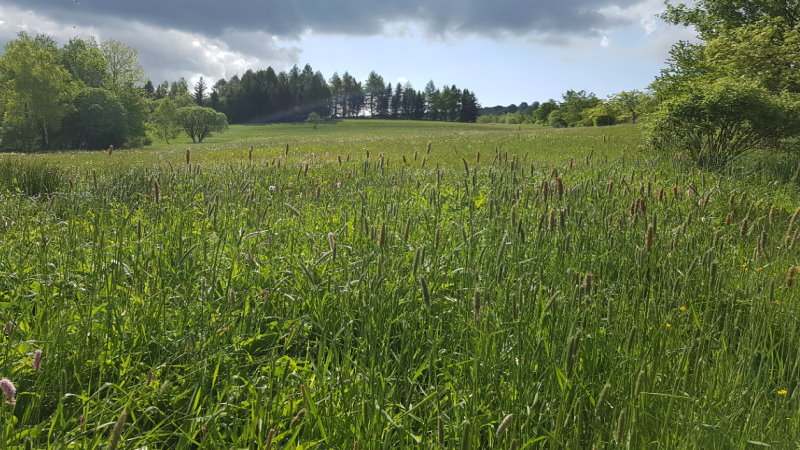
(0, 1), (697, 107)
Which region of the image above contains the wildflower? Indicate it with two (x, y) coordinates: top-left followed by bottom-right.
(777, 389), (788, 396)
(0, 378), (16, 406)
(269, 185), (277, 192)
(755, 267), (763, 272)
(336, 182), (341, 189)
(665, 323), (672, 328)
(679, 306), (687, 311)
(33, 349), (43, 371)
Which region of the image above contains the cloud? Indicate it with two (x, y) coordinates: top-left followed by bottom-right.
(4, 0), (654, 40)
(0, 5), (301, 85)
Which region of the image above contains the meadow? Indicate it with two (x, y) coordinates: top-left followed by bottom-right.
(0, 120), (799, 448)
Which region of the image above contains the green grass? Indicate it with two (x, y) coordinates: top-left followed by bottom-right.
(1, 120), (642, 170)
(0, 121), (799, 448)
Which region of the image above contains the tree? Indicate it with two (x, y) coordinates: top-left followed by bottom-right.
(559, 90), (600, 126)
(306, 112), (322, 129)
(649, 0), (800, 167)
(194, 76), (207, 106)
(59, 87), (127, 149)
(151, 98), (181, 143)
(609, 90), (651, 124)
(365, 71), (385, 117)
(533, 100), (558, 124)
(101, 40), (144, 91)
(0, 32), (75, 150)
(169, 78), (189, 98)
(662, 0), (800, 38)
(175, 106), (228, 143)
(424, 80), (438, 120)
(583, 103), (618, 126)
(646, 78), (800, 168)
(143, 79), (155, 99)
(155, 81), (169, 99)
(459, 89), (480, 123)
(60, 37), (107, 88)
(390, 83), (402, 119)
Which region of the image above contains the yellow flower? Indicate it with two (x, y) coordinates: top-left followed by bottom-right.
(679, 306), (688, 311)
(755, 267), (763, 272)
(665, 323), (672, 328)
(777, 389), (788, 396)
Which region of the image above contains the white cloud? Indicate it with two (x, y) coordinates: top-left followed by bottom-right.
(599, 0), (663, 35)
(0, 4), (301, 85)
(600, 35), (611, 47)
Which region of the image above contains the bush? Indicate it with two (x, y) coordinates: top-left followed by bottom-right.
(645, 79), (800, 169)
(175, 106), (228, 143)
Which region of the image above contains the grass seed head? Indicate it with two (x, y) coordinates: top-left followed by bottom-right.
(327, 232), (335, 253)
(595, 383), (611, 414)
(645, 223), (655, 251)
(108, 408), (127, 450)
(0, 378), (16, 406)
(582, 273), (594, 295)
(496, 414), (513, 436)
(379, 223), (387, 248)
(787, 266), (797, 287)
(33, 349), (43, 371)
(725, 211), (734, 226)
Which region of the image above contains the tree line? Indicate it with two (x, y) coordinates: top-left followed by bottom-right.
(0, 33), (151, 151)
(202, 66), (480, 124)
(479, 89), (653, 127)
(0, 33), (481, 152)
(0, 32), (229, 151)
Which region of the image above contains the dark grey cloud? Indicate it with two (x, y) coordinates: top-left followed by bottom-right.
(3, 0), (646, 39)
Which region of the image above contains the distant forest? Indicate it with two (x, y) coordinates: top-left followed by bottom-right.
(147, 65), (481, 124)
(0, 32), (482, 152)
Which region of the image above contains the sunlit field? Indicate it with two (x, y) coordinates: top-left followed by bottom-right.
(1, 121), (799, 448)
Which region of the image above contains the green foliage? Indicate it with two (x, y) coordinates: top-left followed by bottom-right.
(0, 32), (76, 150)
(583, 103), (617, 127)
(662, 0), (800, 38)
(305, 111), (322, 129)
(0, 33), (151, 152)
(609, 90), (652, 124)
(58, 88), (128, 149)
(533, 99), (559, 124)
(653, 1), (800, 167)
(116, 86), (152, 148)
(646, 79), (800, 168)
(548, 109), (568, 128)
(0, 122), (798, 447)
(151, 97), (181, 143)
(60, 37), (107, 88)
(559, 90), (601, 126)
(0, 159), (65, 195)
(175, 106), (228, 143)
(100, 39), (144, 92)
(706, 17), (800, 93)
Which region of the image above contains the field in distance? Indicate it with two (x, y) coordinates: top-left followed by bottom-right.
(4, 120), (642, 169)
(0, 121), (798, 448)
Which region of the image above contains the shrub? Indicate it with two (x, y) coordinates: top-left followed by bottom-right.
(645, 78), (800, 169)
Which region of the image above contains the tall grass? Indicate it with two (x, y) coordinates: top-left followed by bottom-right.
(0, 122), (798, 448)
